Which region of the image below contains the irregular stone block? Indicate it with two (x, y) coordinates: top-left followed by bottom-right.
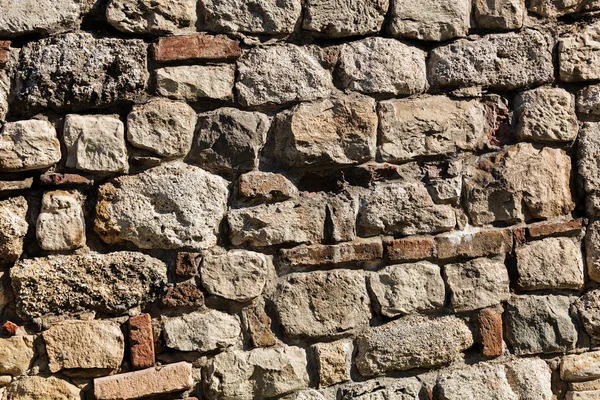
(0, 196), (28, 264)
(4, 376), (80, 400)
(0, 179), (33, 194)
(429, 30), (553, 90)
(162, 282), (204, 308)
(0, 120), (61, 172)
(312, 339), (352, 387)
(528, 0), (582, 16)
(337, 37), (427, 96)
(0, 336), (34, 376)
(560, 22), (600, 82)
(242, 300), (277, 348)
(303, 0), (388, 37)
(566, 391), (600, 400)
(578, 123), (600, 215)
(153, 34), (241, 62)
(514, 87), (578, 142)
(127, 99), (196, 158)
(561, 351), (600, 382)
(175, 252), (200, 278)
(11, 252), (167, 319)
(94, 362), (193, 400)
(385, 237), (434, 262)
(15, 33), (148, 112)
(129, 314), (154, 370)
(505, 358), (553, 400)
(474, 0), (525, 30)
(445, 257), (510, 312)
(236, 45), (333, 107)
(465, 143), (574, 225)
(228, 198), (326, 248)
(378, 96), (487, 163)
(95, 163), (229, 250)
(43, 320), (124, 376)
(358, 181), (456, 237)
(162, 310), (241, 352)
(390, 0), (471, 41)
(205, 346), (309, 399)
(478, 308), (503, 357)
(575, 289), (600, 339)
(437, 364), (517, 400)
(516, 237), (584, 290)
(338, 378), (422, 400)
(570, 379), (600, 391)
(355, 315), (473, 376)
(369, 262), (445, 317)
(577, 84), (600, 116)
(527, 219), (583, 239)
(0, 41), (9, 66)
(273, 94), (377, 167)
(36, 190), (86, 251)
(505, 295), (577, 355)
(190, 108), (269, 175)
(107, 0), (196, 34)
(238, 171), (297, 203)
(156, 65), (235, 101)
(201, 250), (270, 302)
(435, 227), (513, 260)
(280, 240), (383, 268)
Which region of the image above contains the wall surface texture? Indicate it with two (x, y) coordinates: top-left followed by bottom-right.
(0, 0), (599, 399)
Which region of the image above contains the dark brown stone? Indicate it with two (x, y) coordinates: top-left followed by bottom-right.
(478, 308), (503, 358)
(175, 252), (200, 279)
(129, 314), (154, 370)
(39, 172), (92, 187)
(153, 34), (241, 62)
(242, 302), (276, 348)
(385, 237), (434, 262)
(527, 219), (583, 239)
(0, 41), (10, 66)
(162, 283), (204, 308)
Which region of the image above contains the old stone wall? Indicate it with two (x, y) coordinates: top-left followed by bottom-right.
(0, 0), (599, 399)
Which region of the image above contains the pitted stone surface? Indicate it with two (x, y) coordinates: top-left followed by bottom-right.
(107, 0), (197, 34)
(303, 0), (388, 37)
(36, 190), (86, 251)
(0, 196), (28, 264)
(0, 120), (61, 172)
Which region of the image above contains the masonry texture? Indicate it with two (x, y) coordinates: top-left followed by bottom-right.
(0, 0), (600, 399)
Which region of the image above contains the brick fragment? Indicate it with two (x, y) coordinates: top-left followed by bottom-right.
(527, 219), (583, 239)
(478, 308), (503, 357)
(175, 252), (200, 279)
(162, 283), (204, 308)
(513, 227), (527, 245)
(1, 321), (18, 336)
(39, 171), (92, 187)
(280, 240), (383, 267)
(385, 237), (434, 262)
(0, 41), (9, 66)
(93, 362), (193, 400)
(129, 314), (155, 370)
(435, 228), (512, 260)
(153, 34), (241, 62)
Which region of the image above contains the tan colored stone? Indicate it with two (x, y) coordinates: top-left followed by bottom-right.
(238, 172), (297, 202)
(4, 376), (80, 400)
(280, 240), (383, 268)
(0, 120), (60, 172)
(435, 227), (513, 260)
(566, 391), (600, 400)
(156, 65), (235, 101)
(390, 0), (470, 41)
(303, 0), (388, 37)
(560, 22), (600, 82)
(562, 351), (600, 382)
(0, 336), (34, 376)
(0, 0), (91, 36)
(313, 340), (352, 388)
(107, 0), (196, 34)
(474, 0), (525, 30)
(0, 197), (28, 264)
(36, 190), (86, 251)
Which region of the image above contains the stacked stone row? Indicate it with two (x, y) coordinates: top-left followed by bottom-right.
(1, 0), (600, 399)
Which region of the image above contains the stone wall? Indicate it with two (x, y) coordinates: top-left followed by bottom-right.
(0, 0), (599, 399)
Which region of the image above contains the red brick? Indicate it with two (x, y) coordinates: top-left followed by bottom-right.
(385, 237), (434, 262)
(478, 308), (503, 358)
(129, 314), (155, 370)
(527, 218), (583, 239)
(1, 321), (18, 336)
(153, 34), (241, 62)
(162, 283), (204, 308)
(0, 41), (10, 66)
(280, 240), (383, 267)
(435, 228), (512, 260)
(175, 252), (200, 278)
(39, 172), (92, 187)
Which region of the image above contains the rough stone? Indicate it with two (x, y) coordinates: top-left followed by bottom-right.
(94, 362), (193, 400)
(566, 391), (600, 400)
(435, 227), (513, 260)
(198, 0), (302, 34)
(562, 351), (600, 382)
(505, 295), (577, 355)
(63, 114), (128, 175)
(474, 0), (525, 30)
(527, 219), (583, 239)
(586, 221), (600, 282)
(238, 172), (297, 202)
(175, 252), (200, 279)
(95, 163), (229, 251)
(0, 336), (34, 376)
(163, 310), (241, 352)
(242, 301), (277, 348)
(570, 379), (600, 391)
(355, 315), (473, 376)
(528, 0), (582, 16)
(15, 33), (148, 112)
(162, 282), (205, 308)
(478, 308), (503, 357)
(504, 358), (553, 400)
(200, 250), (270, 302)
(516, 237), (584, 290)
(129, 314), (154, 370)
(205, 346), (309, 399)
(10, 252), (167, 319)
(339, 378), (422, 400)
(36, 190), (86, 251)
(464, 143), (574, 225)
(303, 0), (388, 37)
(0, 179), (33, 194)
(575, 289), (600, 340)
(560, 22), (600, 82)
(514, 87), (578, 142)
(280, 240), (383, 268)
(274, 269), (371, 339)
(578, 124), (600, 216)
(378, 96), (487, 163)
(43, 320), (124, 376)
(429, 30), (554, 90)
(190, 108), (269, 175)
(236, 45), (333, 107)
(445, 257), (511, 312)
(337, 37), (427, 96)
(127, 99), (196, 158)
(273, 94), (377, 167)
(0, 197), (28, 264)
(385, 237), (435, 262)
(0, 120), (61, 172)
(389, 0), (471, 41)
(369, 262), (445, 317)
(153, 34), (241, 62)
(312, 339), (352, 388)
(228, 198), (326, 248)
(577, 84), (600, 116)
(107, 0), (197, 34)
(156, 65), (235, 101)
(3, 376), (80, 400)
(437, 364), (518, 400)
(358, 181), (456, 237)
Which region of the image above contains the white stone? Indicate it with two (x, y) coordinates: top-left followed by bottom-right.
(0, 336), (34, 376)
(156, 65), (235, 101)
(107, 0), (197, 34)
(0, 0), (91, 36)
(0, 196), (28, 264)
(37, 190), (86, 251)
(303, 0), (388, 37)
(0, 120), (61, 172)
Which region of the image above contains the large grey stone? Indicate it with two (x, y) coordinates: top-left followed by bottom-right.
(474, 0), (525, 30)
(0, 336), (34, 376)
(274, 269), (371, 339)
(437, 364), (518, 400)
(107, 0), (197, 34)
(10, 252), (167, 319)
(15, 33), (148, 112)
(236, 44), (333, 107)
(358, 181), (456, 237)
(0, 120), (61, 172)
(3, 376), (80, 400)
(95, 163), (229, 250)
(337, 37), (427, 96)
(355, 315), (473, 376)
(390, 0), (471, 41)
(274, 94), (377, 167)
(338, 378), (423, 400)
(505, 295), (578, 355)
(36, 190), (86, 251)
(303, 0), (388, 37)
(0, 196), (28, 264)
(156, 65), (235, 101)
(378, 96), (487, 163)
(429, 30), (554, 90)
(505, 358), (553, 400)
(369, 262), (445, 317)
(560, 22), (600, 82)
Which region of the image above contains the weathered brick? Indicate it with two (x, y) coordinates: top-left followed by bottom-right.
(242, 301), (277, 348)
(175, 252), (200, 279)
(153, 34), (241, 62)
(385, 237), (434, 262)
(527, 219), (583, 239)
(0, 41), (10, 66)
(435, 228), (512, 260)
(129, 314), (154, 370)
(478, 308), (503, 358)
(39, 172), (92, 187)
(93, 362), (193, 400)
(162, 283), (204, 308)
(1, 321), (18, 336)
(280, 240), (383, 268)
